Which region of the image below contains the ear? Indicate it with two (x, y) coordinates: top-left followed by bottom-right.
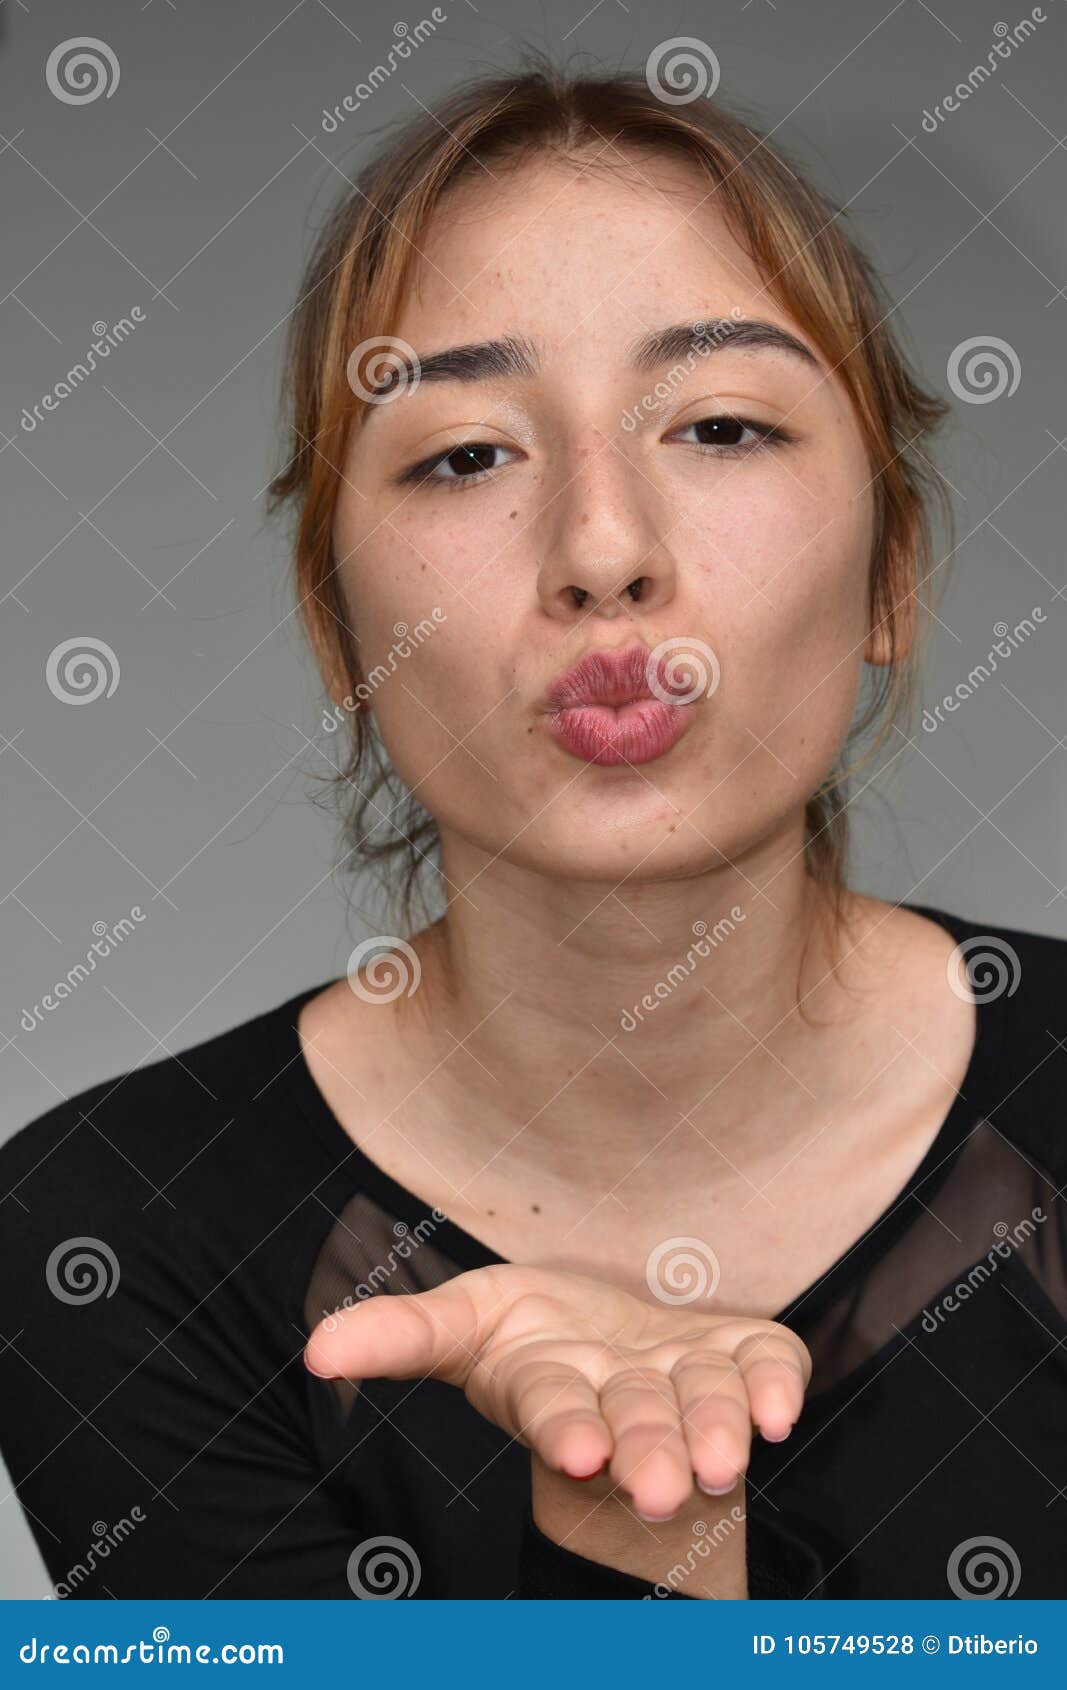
(865, 519), (918, 667)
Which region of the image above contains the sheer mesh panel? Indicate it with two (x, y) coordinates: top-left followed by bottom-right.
(304, 1117), (1066, 1414)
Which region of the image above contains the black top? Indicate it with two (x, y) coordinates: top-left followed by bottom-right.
(1, 904), (1065, 1600)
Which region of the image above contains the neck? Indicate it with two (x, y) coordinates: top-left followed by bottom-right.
(395, 823), (858, 1178)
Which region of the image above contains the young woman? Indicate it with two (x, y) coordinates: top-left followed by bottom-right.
(2, 63), (1064, 1602)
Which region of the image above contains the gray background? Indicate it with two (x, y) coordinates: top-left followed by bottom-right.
(1, 0), (1063, 1596)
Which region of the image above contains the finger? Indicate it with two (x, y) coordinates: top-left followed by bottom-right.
(305, 1274), (494, 1387)
(734, 1330), (809, 1441)
(670, 1352), (752, 1494)
(599, 1368), (692, 1521)
(502, 1357), (612, 1480)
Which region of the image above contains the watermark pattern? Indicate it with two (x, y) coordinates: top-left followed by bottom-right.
(647, 637), (721, 705)
(947, 336), (1021, 404)
(346, 1536), (422, 1598)
(346, 936), (422, 1003)
(645, 1237), (721, 1305)
(921, 611), (1045, 731)
(20, 311), (146, 433)
(52, 1511), (146, 1599)
(946, 936), (1021, 1004)
(646, 38), (720, 105)
(346, 336), (422, 404)
(643, 1507), (746, 1596)
(921, 1208), (1046, 1332)
(45, 37), (120, 105)
(321, 612), (446, 733)
(621, 313), (745, 433)
(320, 1212), (447, 1331)
(19, 908), (147, 1034)
(46, 638), (120, 705)
(947, 1535), (1022, 1599)
(620, 907), (745, 1033)
(45, 1238), (120, 1305)
(321, 13), (447, 131)
(920, 11), (1047, 132)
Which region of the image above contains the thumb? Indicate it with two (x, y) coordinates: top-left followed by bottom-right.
(304, 1268), (504, 1387)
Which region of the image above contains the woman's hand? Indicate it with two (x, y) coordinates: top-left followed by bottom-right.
(305, 1264), (810, 1522)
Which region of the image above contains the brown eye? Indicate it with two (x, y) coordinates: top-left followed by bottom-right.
(672, 415), (788, 453)
(404, 441), (519, 488)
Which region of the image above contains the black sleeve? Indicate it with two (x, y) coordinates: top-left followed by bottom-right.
(0, 1097), (359, 1599)
(516, 1502), (828, 1599)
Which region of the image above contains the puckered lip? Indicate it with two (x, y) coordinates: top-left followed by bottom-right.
(541, 642), (688, 712)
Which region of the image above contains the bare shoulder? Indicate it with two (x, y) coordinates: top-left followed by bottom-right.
(837, 893), (976, 1073)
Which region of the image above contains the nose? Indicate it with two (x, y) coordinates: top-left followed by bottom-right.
(535, 437), (677, 623)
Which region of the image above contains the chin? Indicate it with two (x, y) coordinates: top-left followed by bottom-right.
(504, 812), (739, 886)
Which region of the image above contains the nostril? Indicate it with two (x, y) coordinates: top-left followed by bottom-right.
(627, 577), (645, 601)
(570, 585), (589, 608)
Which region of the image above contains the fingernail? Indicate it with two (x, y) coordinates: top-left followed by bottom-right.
(761, 1422), (794, 1443)
(697, 1479), (737, 1496)
(566, 1460), (608, 1482)
(303, 1349), (334, 1378)
(635, 1510), (675, 1523)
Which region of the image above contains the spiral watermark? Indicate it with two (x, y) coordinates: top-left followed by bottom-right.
(46, 638), (120, 705)
(621, 907), (745, 1032)
(919, 10), (1047, 133)
(346, 1535), (422, 1598)
(647, 636), (720, 705)
(947, 936), (1021, 1004)
(947, 1535), (1021, 1599)
(321, 10), (447, 131)
(947, 336), (1021, 404)
(645, 1237), (721, 1305)
(346, 337), (421, 404)
(646, 38), (720, 105)
(45, 1237), (120, 1305)
(46, 37), (120, 104)
(346, 936), (422, 1004)
(921, 609), (1045, 731)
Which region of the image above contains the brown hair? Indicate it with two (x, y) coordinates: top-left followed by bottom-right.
(268, 56), (952, 931)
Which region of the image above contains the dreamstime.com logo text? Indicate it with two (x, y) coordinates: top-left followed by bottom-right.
(621, 314), (744, 433)
(921, 1207), (1046, 1332)
(320, 12), (447, 131)
(919, 10), (1047, 132)
(19, 1627), (283, 1665)
(20, 311), (146, 433)
(621, 906), (744, 1032)
(320, 1213), (447, 1331)
(642, 1508), (745, 1595)
(921, 610), (1045, 731)
(321, 612), (446, 732)
(48, 1510), (146, 1599)
(19, 908), (147, 1033)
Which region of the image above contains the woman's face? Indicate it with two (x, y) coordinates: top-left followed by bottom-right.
(333, 152), (878, 884)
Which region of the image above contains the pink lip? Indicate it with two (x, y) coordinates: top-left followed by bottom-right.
(541, 643), (695, 767)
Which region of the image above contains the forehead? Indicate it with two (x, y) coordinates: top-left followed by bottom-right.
(396, 151), (785, 350)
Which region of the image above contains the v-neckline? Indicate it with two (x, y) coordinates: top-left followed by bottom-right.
(276, 901), (1002, 1330)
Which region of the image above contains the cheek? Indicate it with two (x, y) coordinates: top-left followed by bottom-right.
(696, 477), (873, 774)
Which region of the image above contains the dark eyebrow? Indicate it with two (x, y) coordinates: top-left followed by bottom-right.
(368, 334), (539, 399)
(365, 317), (820, 404)
(628, 318), (822, 374)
